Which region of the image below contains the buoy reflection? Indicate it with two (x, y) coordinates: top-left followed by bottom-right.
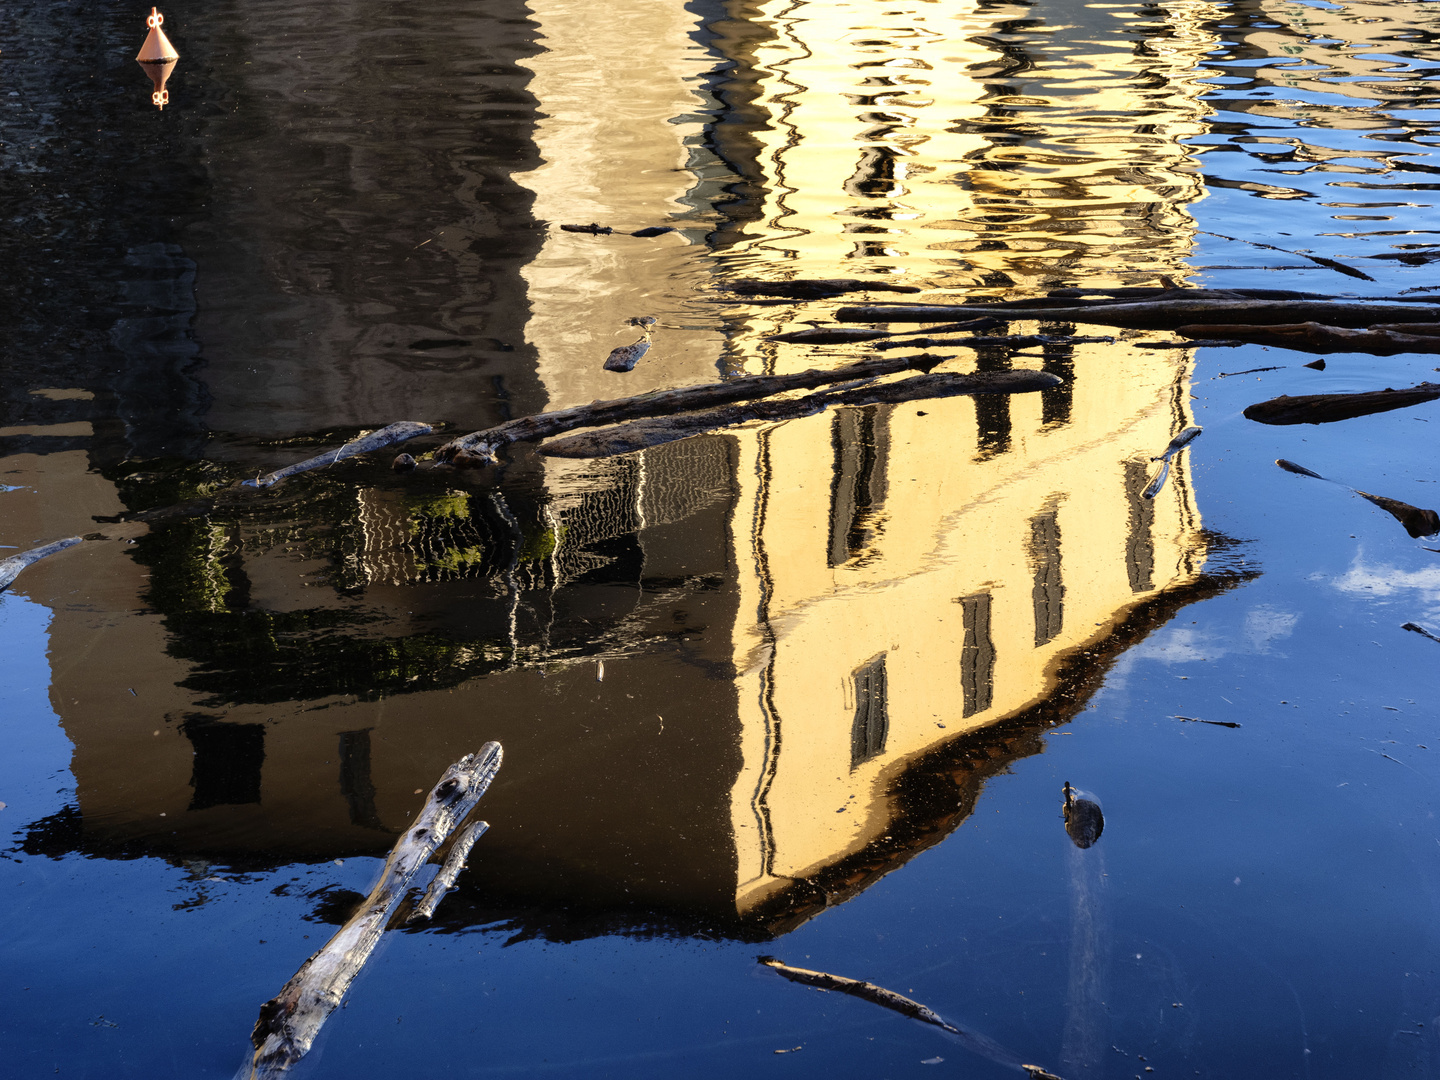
(135, 7), (179, 110)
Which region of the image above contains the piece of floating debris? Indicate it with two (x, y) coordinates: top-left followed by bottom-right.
(1196, 230), (1377, 282)
(1182, 322), (1440, 356)
(243, 421), (434, 488)
(838, 299), (1440, 330)
(769, 327), (890, 345)
(391, 453), (417, 473)
(1276, 459), (1440, 539)
(247, 744), (502, 1080)
(604, 339), (650, 373)
(541, 370), (1061, 459)
(1062, 781), (1104, 849)
(874, 332), (1113, 352)
(1141, 425), (1202, 500)
(1171, 715), (1242, 729)
(727, 278), (923, 300)
(757, 957), (1065, 1079)
(1217, 366), (1285, 378)
(1402, 622), (1440, 644)
(1134, 339), (1244, 350)
(404, 820), (489, 924)
(1244, 383), (1440, 426)
(558, 223), (679, 237)
(0, 536), (83, 593)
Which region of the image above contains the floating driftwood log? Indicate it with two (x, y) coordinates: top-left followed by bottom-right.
(1245, 383), (1440, 425)
(434, 353), (948, 463)
(540, 370), (1062, 459)
(758, 957), (1064, 1080)
(1062, 782), (1104, 850)
(247, 743), (503, 1080)
(1180, 322), (1440, 356)
(0, 536), (83, 593)
(244, 422), (434, 489)
(1277, 459), (1439, 539)
(836, 298), (1440, 330)
(874, 332), (1114, 352)
(559, 223), (678, 237)
(726, 278), (923, 300)
(1142, 425), (1202, 500)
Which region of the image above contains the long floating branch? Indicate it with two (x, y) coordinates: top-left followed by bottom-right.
(405, 820), (489, 925)
(434, 353), (946, 463)
(247, 743), (503, 1079)
(758, 957), (1064, 1080)
(243, 421), (434, 488)
(0, 537), (83, 593)
(540, 369), (1061, 459)
(836, 299), (1440, 330)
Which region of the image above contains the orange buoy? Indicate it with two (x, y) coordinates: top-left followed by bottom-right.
(136, 8), (179, 109)
(136, 8), (179, 64)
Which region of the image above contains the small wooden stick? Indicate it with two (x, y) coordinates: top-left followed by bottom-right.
(243, 421), (434, 489)
(406, 820), (489, 924)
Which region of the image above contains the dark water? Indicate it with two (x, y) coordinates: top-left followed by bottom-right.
(4, 0), (1440, 1076)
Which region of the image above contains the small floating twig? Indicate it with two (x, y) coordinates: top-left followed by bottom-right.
(1217, 366), (1284, 378)
(1170, 715), (1242, 729)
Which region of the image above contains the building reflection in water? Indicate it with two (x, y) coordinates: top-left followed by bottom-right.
(12, 0), (1244, 941)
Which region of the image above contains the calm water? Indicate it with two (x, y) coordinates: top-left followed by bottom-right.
(4, 0), (1440, 1076)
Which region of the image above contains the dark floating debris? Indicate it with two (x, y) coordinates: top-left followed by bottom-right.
(1217, 366), (1285, 378)
(0, 537), (83, 593)
(1245, 383), (1440, 426)
(1182, 322), (1440, 356)
(1062, 782), (1104, 849)
(758, 957), (1065, 1080)
(247, 745), (502, 1079)
(1142, 425), (1202, 500)
(407, 338), (472, 351)
(1403, 622), (1440, 644)
(1276, 459), (1440, 538)
(727, 278), (923, 300)
(1196, 230), (1377, 282)
(604, 317), (657, 373)
(1135, 339), (1244, 350)
(769, 327), (891, 345)
(874, 333), (1113, 352)
(558, 223), (679, 237)
(629, 226), (679, 238)
(1305, 358), (1327, 370)
(391, 453), (417, 473)
(1171, 715), (1242, 729)
(243, 421), (434, 488)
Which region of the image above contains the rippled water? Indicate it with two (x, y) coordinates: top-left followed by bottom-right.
(4, 0), (1440, 1076)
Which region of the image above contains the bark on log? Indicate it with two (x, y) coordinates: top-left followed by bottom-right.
(836, 300), (1440, 329)
(1244, 384), (1440, 425)
(435, 354), (945, 463)
(539, 370), (1061, 459)
(243, 422), (435, 489)
(247, 743), (503, 1079)
(1179, 322), (1440, 355)
(758, 957), (1065, 1080)
(405, 821), (489, 925)
(873, 333), (1114, 352)
(0, 536), (83, 592)
(604, 338), (650, 372)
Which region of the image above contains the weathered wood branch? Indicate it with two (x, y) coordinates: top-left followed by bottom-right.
(1179, 322), (1440, 355)
(434, 353), (946, 463)
(405, 820), (489, 925)
(873, 333), (1114, 352)
(0, 536), (83, 592)
(1245, 384), (1440, 425)
(836, 299), (1440, 329)
(758, 957), (1064, 1080)
(244, 422), (435, 489)
(247, 743), (503, 1079)
(1141, 425), (1203, 500)
(1277, 459), (1439, 539)
(725, 277), (923, 299)
(539, 369), (1061, 459)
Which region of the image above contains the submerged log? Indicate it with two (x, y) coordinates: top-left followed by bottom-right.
(758, 957), (1065, 1080)
(247, 743), (503, 1079)
(244, 422), (434, 489)
(726, 278), (922, 300)
(873, 333), (1113, 352)
(0, 536), (83, 592)
(836, 299), (1440, 330)
(1179, 322), (1440, 356)
(1276, 459), (1439, 539)
(1244, 383), (1440, 425)
(435, 353), (946, 463)
(539, 370), (1061, 459)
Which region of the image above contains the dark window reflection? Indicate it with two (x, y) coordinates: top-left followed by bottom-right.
(1038, 326), (1075, 427)
(338, 729), (385, 831)
(851, 653), (890, 768)
(828, 406), (890, 566)
(182, 716), (264, 810)
(960, 593), (996, 716)
(972, 345), (1012, 459)
(1124, 458), (1156, 592)
(1028, 503), (1065, 647)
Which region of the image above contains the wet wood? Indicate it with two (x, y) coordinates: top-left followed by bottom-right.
(1195, 229), (1377, 281)
(1049, 286), (1337, 302)
(769, 327), (891, 345)
(604, 338), (650, 373)
(1179, 322), (1440, 355)
(1403, 623), (1440, 644)
(539, 369), (1061, 459)
(435, 353), (946, 463)
(726, 278), (923, 300)
(0, 536), (83, 593)
(405, 820), (489, 925)
(758, 957), (1065, 1080)
(1276, 459), (1440, 538)
(874, 333), (1114, 352)
(559, 223), (678, 237)
(247, 743), (503, 1080)
(244, 422), (434, 489)
(836, 299), (1440, 329)
(1141, 425), (1202, 500)
(1062, 782), (1104, 849)
(1244, 384), (1440, 425)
